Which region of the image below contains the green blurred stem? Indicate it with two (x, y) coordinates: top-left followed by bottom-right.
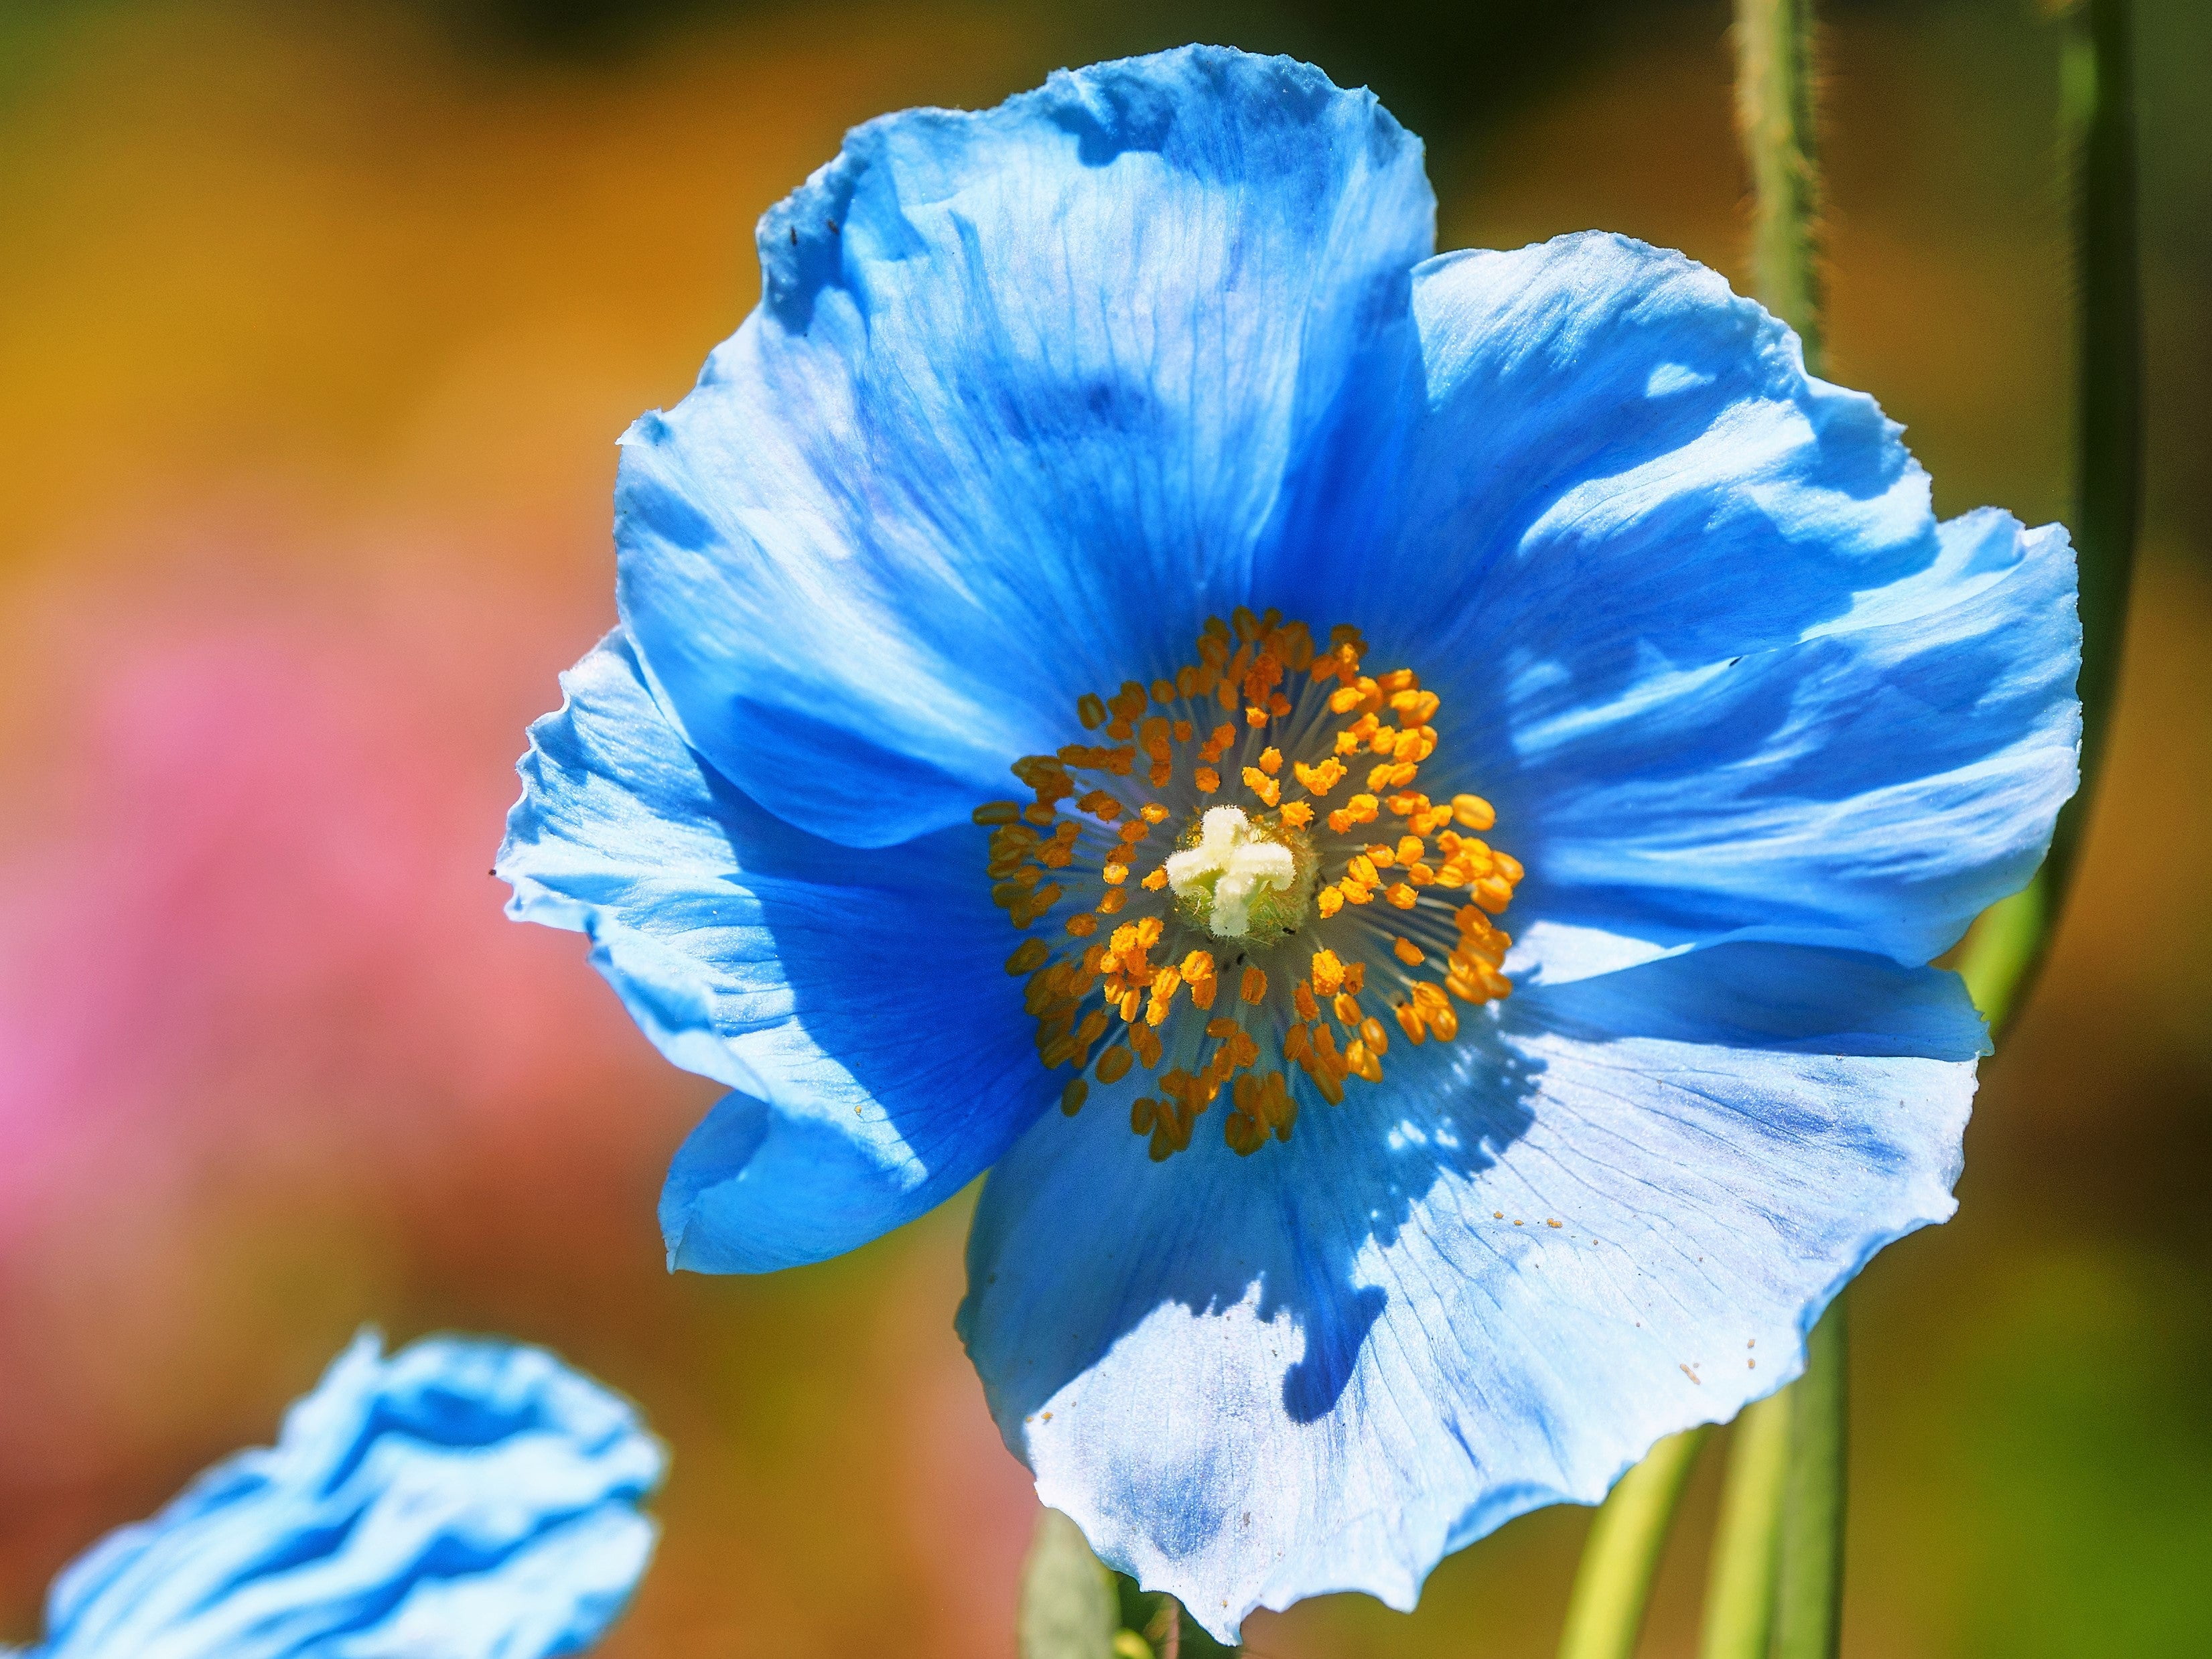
(1734, 0), (1823, 372)
(1555, 1429), (1710, 1659)
(1955, 879), (2047, 1036)
(2053, 0), (2142, 903)
(1959, 0), (2142, 1029)
(1724, 9), (1854, 1659)
(1773, 1299), (1849, 1659)
(1696, 1390), (1793, 1659)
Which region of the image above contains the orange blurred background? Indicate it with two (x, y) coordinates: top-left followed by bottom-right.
(1, 2), (2205, 1655)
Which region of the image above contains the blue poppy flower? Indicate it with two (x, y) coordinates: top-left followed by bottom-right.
(497, 45), (2078, 1642)
(16, 1330), (664, 1659)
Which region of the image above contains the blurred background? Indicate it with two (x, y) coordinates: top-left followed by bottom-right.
(1, 0), (2205, 1654)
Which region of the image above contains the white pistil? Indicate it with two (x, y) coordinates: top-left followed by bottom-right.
(1164, 806), (1294, 939)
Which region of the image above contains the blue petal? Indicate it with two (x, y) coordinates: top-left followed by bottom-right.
(497, 632), (1042, 1271)
(1266, 234), (2079, 980)
(33, 1330), (662, 1659)
(616, 46), (1435, 847)
(958, 944), (1982, 1642)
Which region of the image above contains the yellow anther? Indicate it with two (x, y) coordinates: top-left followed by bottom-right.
(1023, 802), (1057, 824)
(1097, 889), (1129, 915)
(1131, 1096), (1157, 1133)
(1065, 913), (1098, 937)
(1178, 950), (1213, 983)
(1241, 768), (1281, 808)
(1146, 968), (1182, 1026)
(1294, 757), (1344, 796)
(1189, 974), (1218, 1010)
(1472, 876), (1513, 913)
(1133, 1023), (1163, 1070)
(1347, 794), (1379, 823)
(1006, 939), (1050, 975)
(1077, 790), (1120, 820)
(1077, 693), (1107, 730)
(1390, 689), (1441, 727)
(1451, 794), (1496, 830)
(1311, 950), (1345, 997)
(1176, 664), (1202, 699)
(1257, 747), (1283, 776)
(1206, 1017), (1240, 1041)
(1245, 705), (1270, 727)
(1030, 883), (1063, 911)
(1240, 965), (1267, 1005)
(1327, 684), (1364, 715)
(1150, 678), (1176, 705)
(1118, 820), (1148, 843)
(1332, 993), (1361, 1026)
(1338, 879), (1373, 906)
(1280, 801), (1314, 830)
(1117, 989), (1143, 1023)
(1284, 1023), (1312, 1062)
(1077, 1011), (1109, 1047)
(1392, 937), (1425, 966)
(1061, 1079), (1089, 1116)
(973, 800), (1022, 825)
(1495, 851), (1525, 883)
(1394, 1001), (1428, 1044)
(1395, 836), (1425, 863)
(1315, 886), (1344, 918)
(1139, 867), (1168, 891)
(1140, 802), (1171, 824)
(1359, 1015), (1391, 1058)
(1385, 882), (1418, 910)
(1097, 1045), (1133, 1084)
(1343, 960), (1365, 993)
(1407, 863), (1436, 886)
(1377, 668), (1418, 694)
(1102, 864), (1128, 887)
(1366, 845), (1396, 869)
(1135, 916), (1164, 948)
(1347, 854), (1379, 887)
(1293, 981), (1320, 1021)
(1345, 1041), (1384, 1084)
(1195, 767), (1221, 794)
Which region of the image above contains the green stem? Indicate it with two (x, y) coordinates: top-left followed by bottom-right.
(1556, 1429), (1711, 1659)
(1726, 7), (1854, 1658)
(1958, 0), (2142, 1029)
(1773, 1299), (1849, 1659)
(1953, 879), (2048, 1037)
(2053, 0), (2142, 904)
(1734, 0), (1823, 372)
(1696, 1392), (1793, 1659)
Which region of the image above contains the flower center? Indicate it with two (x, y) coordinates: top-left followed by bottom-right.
(1164, 806), (1316, 942)
(974, 608), (1521, 1161)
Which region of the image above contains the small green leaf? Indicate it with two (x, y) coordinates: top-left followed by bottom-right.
(1019, 1510), (1119, 1659)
